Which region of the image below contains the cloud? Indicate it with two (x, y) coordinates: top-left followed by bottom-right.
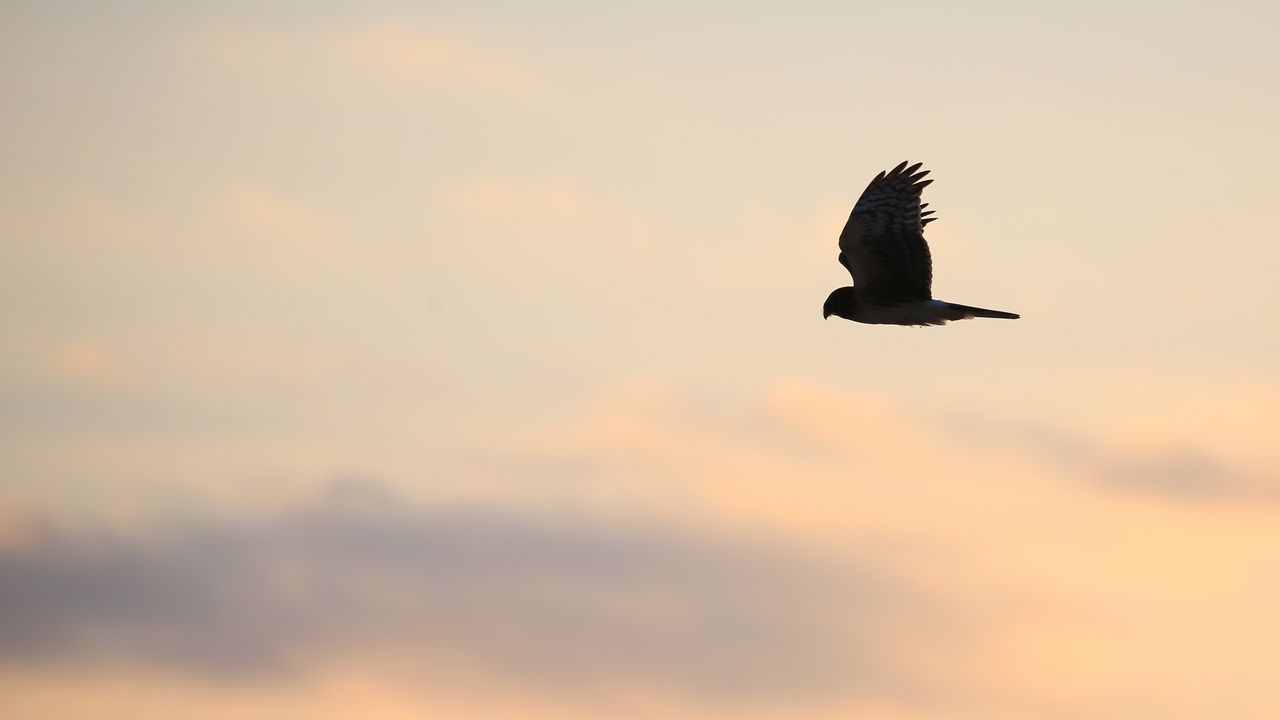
(47, 340), (127, 391)
(225, 186), (339, 249)
(340, 25), (534, 90)
(938, 410), (1280, 504)
(6, 382), (1280, 718)
(192, 23), (537, 96)
(0, 479), (913, 702)
(450, 176), (593, 223)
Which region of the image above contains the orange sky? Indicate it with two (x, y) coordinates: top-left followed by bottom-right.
(2, 2), (1280, 717)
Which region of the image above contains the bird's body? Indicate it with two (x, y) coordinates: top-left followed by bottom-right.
(823, 161), (1019, 326)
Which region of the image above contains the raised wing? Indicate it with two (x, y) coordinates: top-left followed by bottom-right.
(837, 160), (937, 304)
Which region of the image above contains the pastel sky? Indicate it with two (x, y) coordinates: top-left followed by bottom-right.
(3, 1), (1280, 718)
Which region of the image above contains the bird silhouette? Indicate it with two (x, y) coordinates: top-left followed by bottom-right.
(824, 161), (1019, 326)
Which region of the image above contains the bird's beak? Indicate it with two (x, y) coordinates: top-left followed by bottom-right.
(822, 309), (831, 320)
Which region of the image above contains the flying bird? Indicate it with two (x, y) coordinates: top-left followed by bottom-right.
(823, 161), (1019, 326)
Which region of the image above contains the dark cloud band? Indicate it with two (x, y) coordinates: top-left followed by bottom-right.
(0, 480), (907, 701)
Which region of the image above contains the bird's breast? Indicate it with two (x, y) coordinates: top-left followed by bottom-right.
(856, 300), (950, 326)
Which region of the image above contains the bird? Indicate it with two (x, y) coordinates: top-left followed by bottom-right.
(823, 161), (1019, 326)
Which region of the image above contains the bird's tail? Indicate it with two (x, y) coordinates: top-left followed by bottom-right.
(943, 302), (1020, 320)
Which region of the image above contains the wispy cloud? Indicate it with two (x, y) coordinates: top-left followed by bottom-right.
(340, 25), (534, 90)
(47, 340), (127, 391)
(192, 23), (538, 95)
(0, 479), (914, 702)
(225, 185), (340, 249)
(939, 410), (1280, 504)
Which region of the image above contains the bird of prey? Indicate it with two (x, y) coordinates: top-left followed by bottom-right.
(823, 161), (1019, 326)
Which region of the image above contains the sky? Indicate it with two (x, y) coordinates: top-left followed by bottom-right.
(2, 1), (1280, 717)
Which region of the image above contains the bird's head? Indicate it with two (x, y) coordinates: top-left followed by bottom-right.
(823, 286), (857, 320)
